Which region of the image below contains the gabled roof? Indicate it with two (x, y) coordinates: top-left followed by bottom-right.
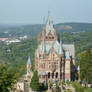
(40, 40), (60, 55)
(62, 44), (75, 58)
(39, 40), (75, 58)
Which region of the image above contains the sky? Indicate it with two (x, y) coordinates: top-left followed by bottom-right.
(0, 0), (92, 24)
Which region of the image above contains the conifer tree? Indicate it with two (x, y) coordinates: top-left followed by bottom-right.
(30, 71), (40, 91)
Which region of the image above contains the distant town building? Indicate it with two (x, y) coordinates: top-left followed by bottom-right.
(0, 35), (27, 45)
(0, 38), (8, 41)
(6, 39), (21, 45)
(19, 35), (27, 40)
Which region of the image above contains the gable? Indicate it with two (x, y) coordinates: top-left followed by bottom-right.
(48, 48), (59, 59)
(63, 44), (75, 58)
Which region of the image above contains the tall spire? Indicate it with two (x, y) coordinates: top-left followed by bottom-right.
(41, 38), (46, 54)
(58, 39), (63, 54)
(27, 56), (32, 65)
(46, 12), (54, 35)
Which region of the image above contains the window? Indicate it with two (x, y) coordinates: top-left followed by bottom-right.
(40, 63), (45, 68)
(52, 37), (54, 39)
(48, 72), (50, 78)
(56, 72), (58, 78)
(52, 72), (54, 78)
(53, 54), (54, 60)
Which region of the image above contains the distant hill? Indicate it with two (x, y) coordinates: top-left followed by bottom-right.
(0, 23), (92, 37)
(56, 23), (92, 33)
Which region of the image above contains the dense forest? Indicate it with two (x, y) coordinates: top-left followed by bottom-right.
(0, 23), (92, 92)
(0, 38), (37, 79)
(0, 31), (92, 78)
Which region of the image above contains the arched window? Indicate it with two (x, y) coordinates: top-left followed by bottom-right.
(52, 72), (54, 78)
(56, 72), (58, 78)
(52, 37), (54, 39)
(48, 72), (50, 78)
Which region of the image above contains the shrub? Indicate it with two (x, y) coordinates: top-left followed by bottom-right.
(72, 82), (84, 92)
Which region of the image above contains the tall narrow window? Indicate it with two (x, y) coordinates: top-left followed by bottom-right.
(56, 72), (58, 78)
(52, 72), (54, 78)
(48, 72), (50, 78)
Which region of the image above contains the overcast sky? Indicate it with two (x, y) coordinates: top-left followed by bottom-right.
(0, 0), (92, 24)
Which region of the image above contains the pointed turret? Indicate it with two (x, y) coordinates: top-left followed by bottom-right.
(58, 39), (63, 54)
(27, 56), (32, 65)
(41, 38), (46, 54)
(27, 56), (32, 75)
(46, 12), (54, 35)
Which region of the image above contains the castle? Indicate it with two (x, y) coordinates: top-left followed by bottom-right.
(35, 15), (76, 83)
(15, 15), (76, 92)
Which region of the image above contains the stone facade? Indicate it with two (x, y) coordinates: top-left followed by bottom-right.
(15, 56), (33, 92)
(35, 15), (76, 83)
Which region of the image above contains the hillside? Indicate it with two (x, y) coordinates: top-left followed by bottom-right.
(0, 23), (92, 37)
(0, 23), (92, 78)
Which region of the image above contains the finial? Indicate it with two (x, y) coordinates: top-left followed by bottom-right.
(48, 10), (50, 17)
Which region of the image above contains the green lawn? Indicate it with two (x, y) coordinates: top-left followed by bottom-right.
(85, 88), (92, 92)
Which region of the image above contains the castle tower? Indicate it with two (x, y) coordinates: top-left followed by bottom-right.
(27, 56), (32, 76)
(65, 50), (71, 81)
(38, 14), (57, 45)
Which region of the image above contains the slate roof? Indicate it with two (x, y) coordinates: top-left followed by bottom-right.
(27, 56), (32, 65)
(39, 40), (75, 58)
(62, 44), (75, 58)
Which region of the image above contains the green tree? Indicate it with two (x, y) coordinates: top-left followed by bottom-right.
(30, 71), (40, 91)
(79, 48), (92, 87)
(72, 82), (84, 92)
(0, 64), (16, 92)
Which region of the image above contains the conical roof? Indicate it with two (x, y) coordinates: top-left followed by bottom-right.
(41, 38), (46, 54)
(27, 56), (32, 65)
(58, 39), (63, 54)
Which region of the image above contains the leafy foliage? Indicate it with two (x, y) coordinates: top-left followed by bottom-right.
(30, 71), (47, 91)
(0, 64), (16, 92)
(79, 48), (92, 86)
(0, 38), (37, 79)
(72, 82), (84, 92)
